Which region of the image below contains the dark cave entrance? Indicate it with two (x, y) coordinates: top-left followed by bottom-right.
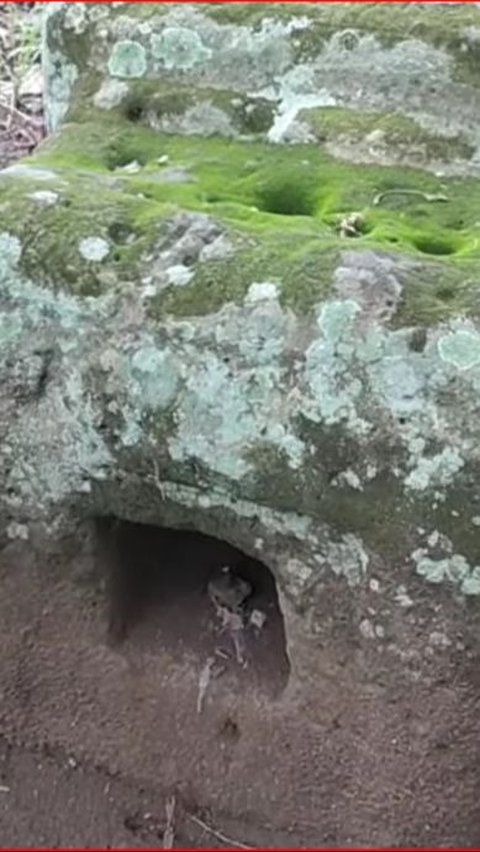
(94, 517), (290, 696)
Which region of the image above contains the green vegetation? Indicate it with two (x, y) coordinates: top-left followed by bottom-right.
(1, 113), (478, 319)
(301, 106), (474, 165)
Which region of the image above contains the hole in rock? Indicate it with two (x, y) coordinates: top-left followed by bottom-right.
(123, 97), (145, 123)
(95, 518), (290, 697)
(408, 327), (427, 353)
(413, 235), (457, 256)
(107, 221), (134, 245)
(255, 175), (318, 217)
(436, 286), (455, 302)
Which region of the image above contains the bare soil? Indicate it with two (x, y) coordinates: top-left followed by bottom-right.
(1, 524), (480, 848)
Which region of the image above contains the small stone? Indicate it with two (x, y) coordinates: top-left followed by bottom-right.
(6, 522), (29, 541)
(359, 618), (376, 639)
(428, 631), (452, 648)
(250, 609), (267, 631)
(166, 264), (194, 287)
(365, 128), (386, 145)
(394, 585), (413, 608)
(245, 281), (279, 304)
(369, 578), (380, 592)
(341, 468), (363, 490)
(93, 79), (128, 110)
(119, 160), (141, 174)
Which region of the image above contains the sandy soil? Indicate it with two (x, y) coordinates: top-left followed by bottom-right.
(0, 524), (480, 848)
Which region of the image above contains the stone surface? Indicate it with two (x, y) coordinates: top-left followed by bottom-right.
(2, 3), (480, 844)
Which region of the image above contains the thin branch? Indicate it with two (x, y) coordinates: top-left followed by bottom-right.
(162, 794), (176, 849)
(0, 101), (39, 145)
(187, 814), (255, 850)
(373, 188), (448, 206)
(151, 458), (166, 499)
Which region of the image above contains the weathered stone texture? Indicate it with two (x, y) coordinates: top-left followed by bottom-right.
(2, 2), (480, 688)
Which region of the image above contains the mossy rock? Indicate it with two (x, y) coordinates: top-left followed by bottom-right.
(2, 1), (480, 682)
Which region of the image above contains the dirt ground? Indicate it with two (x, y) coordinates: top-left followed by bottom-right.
(1, 523), (480, 849)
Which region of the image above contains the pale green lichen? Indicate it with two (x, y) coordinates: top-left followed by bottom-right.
(151, 27), (212, 70)
(405, 447), (465, 493)
(42, 49), (79, 133)
(108, 40), (147, 79)
(127, 344), (180, 410)
(437, 328), (480, 370)
(156, 479), (313, 541)
(413, 550), (480, 595)
(461, 567), (480, 595)
(326, 533), (369, 587)
(0, 232), (22, 281)
(302, 300), (368, 432)
(167, 351), (288, 481)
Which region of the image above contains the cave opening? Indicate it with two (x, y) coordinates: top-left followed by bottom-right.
(94, 517), (290, 696)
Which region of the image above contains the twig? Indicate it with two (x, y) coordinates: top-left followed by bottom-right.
(151, 458), (165, 500)
(3, 85), (15, 131)
(197, 657), (214, 714)
(0, 104), (40, 146)
(162, 794), (176, 849)
(188, 814), (255, 850)
(373, 189), (448, 206)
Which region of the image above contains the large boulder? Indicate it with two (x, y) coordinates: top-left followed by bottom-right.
(2, 3), (480, 844)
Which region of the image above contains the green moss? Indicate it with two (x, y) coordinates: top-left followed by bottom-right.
(301, 106), (474, 165)
(147, 238), (338, 319)
(394, 262), (479, 328)
(245, 445), (307, 513)
(203, 1), (476, 35)
(246, 425), (415, 560)
(120, 84), (274, 138)
(425, 468), (480, 567)
(0, 174), (170, 297)
(122, 81), (195, 121)
(8, 118), (477, 319)
(295, 418), (422, 558)
(45, 13), (93, 73)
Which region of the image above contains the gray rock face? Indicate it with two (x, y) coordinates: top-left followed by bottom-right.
(2, 3), (480, 843)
